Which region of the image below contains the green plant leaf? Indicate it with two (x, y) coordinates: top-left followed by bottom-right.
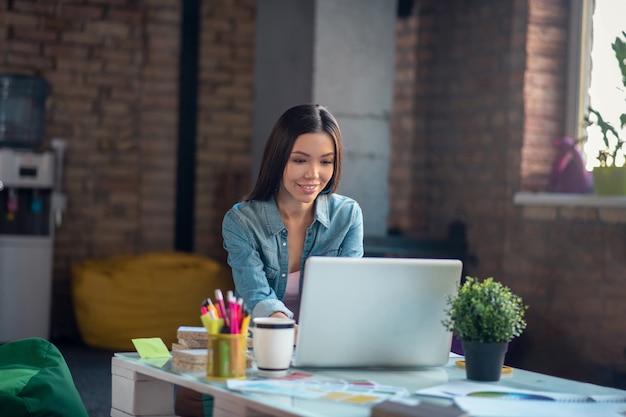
(442, 276), (528, 343)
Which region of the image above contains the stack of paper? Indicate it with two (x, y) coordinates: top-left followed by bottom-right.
(173, 326), (208, 350)
(171, 326), (208, 371)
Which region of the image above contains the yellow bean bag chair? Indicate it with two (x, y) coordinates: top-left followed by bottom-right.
(72, 252), (233, 351)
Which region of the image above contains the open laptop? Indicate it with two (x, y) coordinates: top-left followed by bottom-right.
(291, 256), (463, 368)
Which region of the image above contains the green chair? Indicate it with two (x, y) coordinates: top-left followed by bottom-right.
(0, 337), (89, 417)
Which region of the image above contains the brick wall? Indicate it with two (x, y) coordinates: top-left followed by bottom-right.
(402, 0), (626, 388)
(0, 0), (254, 338)
(508, 1), (626, 387)
(390, 12), (425, 234)
(403, 0), (526, 277)
(506, 206), (626, 385)
(521, 0), (567, 191)
(194, 0), (254, 261)
(2, 0), (183, 337)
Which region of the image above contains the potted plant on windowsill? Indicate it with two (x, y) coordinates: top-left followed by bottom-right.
(442, 276), (527, 381)
(585, 31), (626, 195)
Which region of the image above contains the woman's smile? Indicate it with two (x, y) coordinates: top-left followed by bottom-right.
(298, 183), (320, 194)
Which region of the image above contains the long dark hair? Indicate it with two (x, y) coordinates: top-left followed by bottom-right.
(245, 104), (343, 201)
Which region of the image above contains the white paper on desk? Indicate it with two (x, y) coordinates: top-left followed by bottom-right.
(454, 397), (626, 417)
(226, 378), (410, 404)
(417, 380), (603, 402)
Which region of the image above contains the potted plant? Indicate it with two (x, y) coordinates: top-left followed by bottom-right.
(443, 276), (527, 381)
(585, 31), (626, 195)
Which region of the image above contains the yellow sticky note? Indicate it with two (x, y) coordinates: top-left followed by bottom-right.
(321, 392), (353, 401)
(142, 357), (170, 368)
(342, 395), (380, 404)
(131, 337), (171, 359)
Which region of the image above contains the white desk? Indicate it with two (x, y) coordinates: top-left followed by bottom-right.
(111, 352), (626, 417)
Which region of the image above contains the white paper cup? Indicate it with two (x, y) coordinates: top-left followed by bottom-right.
(252, 317), (295, 377)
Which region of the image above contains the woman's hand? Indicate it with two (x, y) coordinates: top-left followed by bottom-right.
(270, 312), (299, 344)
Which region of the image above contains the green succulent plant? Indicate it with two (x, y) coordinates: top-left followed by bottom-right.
(442, 276), (528, 344)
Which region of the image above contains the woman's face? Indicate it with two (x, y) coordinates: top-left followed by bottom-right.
(279, 132), (335, 205)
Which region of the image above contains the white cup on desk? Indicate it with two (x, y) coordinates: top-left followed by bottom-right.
(252, 317), (296, 377)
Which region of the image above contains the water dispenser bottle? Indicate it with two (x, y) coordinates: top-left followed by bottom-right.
(0, 74), (49, 150)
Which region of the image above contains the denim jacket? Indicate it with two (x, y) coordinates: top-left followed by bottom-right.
(222, 193), (364, 319)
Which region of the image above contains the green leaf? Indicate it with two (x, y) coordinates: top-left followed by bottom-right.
(442, 276), (528, 343)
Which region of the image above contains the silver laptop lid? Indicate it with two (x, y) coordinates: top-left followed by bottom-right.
(292, 256), (462, 368)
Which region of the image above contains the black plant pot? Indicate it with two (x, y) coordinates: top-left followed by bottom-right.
(461, 340), (509, 382)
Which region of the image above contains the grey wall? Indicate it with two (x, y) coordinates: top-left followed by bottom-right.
(252, 0), (315, 178)
(253, 0), (397, 236)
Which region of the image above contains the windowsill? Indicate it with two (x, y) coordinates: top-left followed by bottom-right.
(514, 192), (626, 208)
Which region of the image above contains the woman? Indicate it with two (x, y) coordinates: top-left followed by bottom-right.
(222, 103), (364, 322)
(175, 104), (363, 417)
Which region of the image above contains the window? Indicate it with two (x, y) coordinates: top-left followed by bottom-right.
(514, 0), (626, 207)
(582, 0), (626, 169)
(568, 0), (626, 170)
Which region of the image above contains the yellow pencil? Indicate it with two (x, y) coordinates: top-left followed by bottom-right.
(240, 315), (251, 337)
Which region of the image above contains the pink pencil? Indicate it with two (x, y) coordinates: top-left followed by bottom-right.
(214, 289), (229, 326)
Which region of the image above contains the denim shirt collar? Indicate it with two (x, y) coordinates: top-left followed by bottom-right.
(263, 194), (331, 235)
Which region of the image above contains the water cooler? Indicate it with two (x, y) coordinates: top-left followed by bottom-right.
(0, 74), (66, 342)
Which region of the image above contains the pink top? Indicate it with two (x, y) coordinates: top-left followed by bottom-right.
(283, 271), (301, 322)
